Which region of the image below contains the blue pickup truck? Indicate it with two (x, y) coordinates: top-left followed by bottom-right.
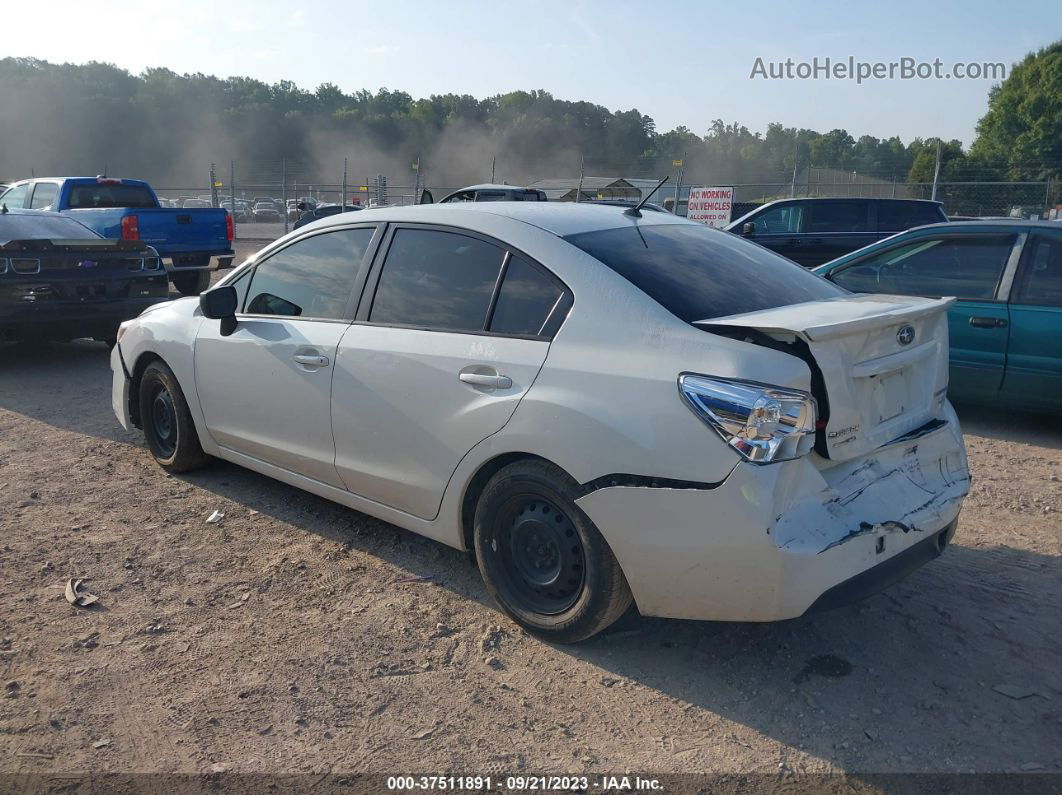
(0, 177), (234, 295)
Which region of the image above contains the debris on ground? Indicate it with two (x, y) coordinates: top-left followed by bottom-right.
(64, 578), (99, 608)
(396, 574), (433, 584)
(92, 738), (111, 749)
(206, 510), (225, 524)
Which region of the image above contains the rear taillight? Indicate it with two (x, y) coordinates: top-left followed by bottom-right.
(225, 212), (234, 241)
(121, 215), (139, 240)
(679, 374), (817, 464)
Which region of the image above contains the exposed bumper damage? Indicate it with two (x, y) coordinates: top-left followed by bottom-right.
(575, 404), (969, 622)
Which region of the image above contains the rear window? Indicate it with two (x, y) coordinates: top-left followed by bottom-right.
(564, 223), (846, 323)
(877, 202), (945, 232)
(67, 182), (157, 209)
(806, 201), (870, 232)
(0, 213), (99, 243)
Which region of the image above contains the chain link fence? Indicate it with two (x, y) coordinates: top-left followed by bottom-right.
(153, 160), (1059, 241)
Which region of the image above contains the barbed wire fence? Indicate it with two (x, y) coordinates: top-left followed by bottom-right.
(152, 157), (1059, 241)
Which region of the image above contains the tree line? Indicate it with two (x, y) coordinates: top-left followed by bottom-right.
(0, 41), (1057, 190)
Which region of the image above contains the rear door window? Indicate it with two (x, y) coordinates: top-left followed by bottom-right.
(29, 183), (59, 209)
(877, 201), (945, 232)
(244, 227), (375, 319)
(831, 235), (1015, 299)
(564, 223), (845, 323)
(806, 201), (871, 232)
(489, 255), (565, 337)
(369, 228), (506, 331)
(1013, 233), (1062, 307)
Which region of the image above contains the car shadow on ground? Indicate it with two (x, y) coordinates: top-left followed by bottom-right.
(952, 400), (1062, 450)
(2, 342), (1060, 772)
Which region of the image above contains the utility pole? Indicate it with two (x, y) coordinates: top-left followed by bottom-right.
(342, 157), (348, 208)
(930, 140), (942, 201)
(673, 151), (686, 215)
(490, 155), (496, 183)
(209, 163), (218, 207)
(282, 159), (289, 235)
(412, 155), (421, 205)
(790, 161), (798, 198)
(576, 155), (584, 203)
(230, 160), (237, 239)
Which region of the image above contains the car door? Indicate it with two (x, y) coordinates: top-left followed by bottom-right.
(1000, 230), (1062, 411)
(827, 231), (1020, 402)
(331, 225), (570, 520)
(194, 225), (380, 487)
(738, 202), (805, 261)
(800, 200), (875, 266)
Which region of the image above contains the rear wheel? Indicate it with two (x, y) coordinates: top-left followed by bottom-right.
(138, 360), (210, 472)
(171, 270), (211, 296)
(473, 460), (633, 643)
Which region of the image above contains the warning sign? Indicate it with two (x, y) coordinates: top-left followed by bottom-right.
(686, 186), (734, 228)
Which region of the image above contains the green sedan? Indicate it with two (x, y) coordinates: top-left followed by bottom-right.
(815, 221), (1062, 412)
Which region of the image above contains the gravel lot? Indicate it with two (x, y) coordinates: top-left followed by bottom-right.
(0, 241), (1060, 780)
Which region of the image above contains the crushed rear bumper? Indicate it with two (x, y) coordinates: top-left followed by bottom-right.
(575, 404), (969, 622)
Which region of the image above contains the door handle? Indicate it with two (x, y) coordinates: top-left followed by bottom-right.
(293, 353), (330, 367)
(969, 316), (1007, 329)
(459, 372), (512, 389)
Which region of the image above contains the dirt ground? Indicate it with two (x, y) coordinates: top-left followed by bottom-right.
(1, 241), (1060, 780)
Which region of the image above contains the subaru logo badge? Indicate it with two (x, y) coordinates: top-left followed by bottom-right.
(896, 325), (915, 346)
(78, 259), (98, 269)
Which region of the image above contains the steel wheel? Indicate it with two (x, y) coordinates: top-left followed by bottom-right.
(494, 495), (586, 615)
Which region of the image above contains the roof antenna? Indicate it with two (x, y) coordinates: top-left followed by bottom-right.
(625, 176), (669, 217)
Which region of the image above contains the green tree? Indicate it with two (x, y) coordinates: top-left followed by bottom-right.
(970, 40), (1062, 180)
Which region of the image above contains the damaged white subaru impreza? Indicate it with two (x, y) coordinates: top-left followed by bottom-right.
(111, 202), (969, 642)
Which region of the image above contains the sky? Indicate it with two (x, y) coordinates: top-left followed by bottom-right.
(3, 0), (1057, 147)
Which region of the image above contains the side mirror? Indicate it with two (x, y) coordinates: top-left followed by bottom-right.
(200, 285), (238, 336)
(741, 222), (755, 236)
(419, 189), (434, 205)
(297, 202), (307, 212)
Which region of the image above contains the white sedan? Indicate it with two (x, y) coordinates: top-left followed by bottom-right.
(111, 202), (970, 642)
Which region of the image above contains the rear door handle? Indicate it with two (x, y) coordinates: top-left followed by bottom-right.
(293, 353), (330, 367)
(969, 316), (1007, 329)
(459, 372), (512, 389)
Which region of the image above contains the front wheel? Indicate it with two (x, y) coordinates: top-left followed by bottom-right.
(473, 460), (633, 643)
(171, 270), (211, 296)
(138, 360), (210, 473)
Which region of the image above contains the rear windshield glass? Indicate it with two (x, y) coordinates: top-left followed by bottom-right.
(564, 223), (846, 322)
(67, 183), (157, 209)
(0, 214), (98, 243)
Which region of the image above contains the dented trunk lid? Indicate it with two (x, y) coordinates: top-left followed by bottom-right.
(697, 294), (953, 461)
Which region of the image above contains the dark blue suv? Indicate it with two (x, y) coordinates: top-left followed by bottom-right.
(726, 198), (948, 267)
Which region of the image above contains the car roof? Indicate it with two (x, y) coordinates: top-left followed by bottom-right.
(911, 219), (1061, 230)
(754, 196), (944, 207)
(298, 201), (692, 238)
(450, 184), (540, 193)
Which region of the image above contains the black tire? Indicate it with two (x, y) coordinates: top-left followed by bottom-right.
(171, 270), (211, 296)
(473, 459), (633, 643)
(138, 360), (210, 473)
